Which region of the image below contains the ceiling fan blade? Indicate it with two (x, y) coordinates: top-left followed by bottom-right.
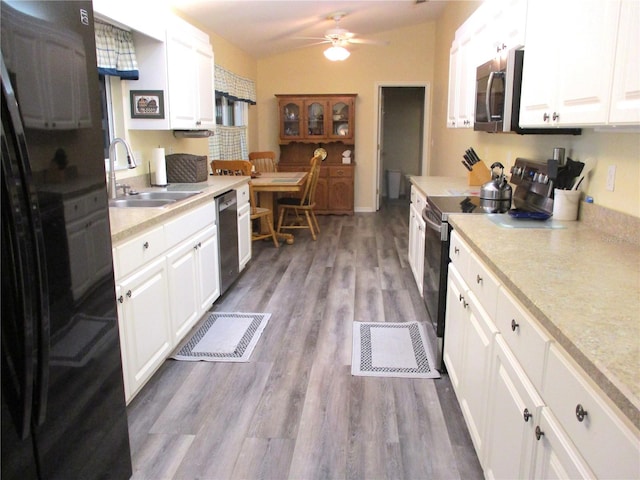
(293, 36), (330, 41)
(348, 38), (390, 46)
(292, 40), (332, 50)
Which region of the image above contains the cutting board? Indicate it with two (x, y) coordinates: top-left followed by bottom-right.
(488, 214), (566, 229)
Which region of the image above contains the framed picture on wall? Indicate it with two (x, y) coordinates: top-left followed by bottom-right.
(130, 90), (164, 119)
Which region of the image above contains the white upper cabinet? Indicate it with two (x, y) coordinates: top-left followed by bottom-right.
(609, 0), (640, 124)
(520, 0), (639, 127)
(446, 0), (526, 129)
(165, 16), (215, 129)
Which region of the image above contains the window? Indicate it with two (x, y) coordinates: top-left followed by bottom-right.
(216, 92), (248, 127)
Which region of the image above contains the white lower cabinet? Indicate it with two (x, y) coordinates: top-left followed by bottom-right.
(531, 407), (594, 479)
(408, 186), (426, 295)
(113, 197), (232, 402)
(237, 184), (251, 271)
(116, 256), (172, 401)
(483, 335), (544, 479)
(445, 230), (640, 479)
(444, 264), (498, 463)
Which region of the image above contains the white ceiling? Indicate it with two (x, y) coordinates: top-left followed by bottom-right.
(169, 0), (449, 58)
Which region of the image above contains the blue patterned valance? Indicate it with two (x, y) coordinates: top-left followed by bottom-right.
(215, 65), (256, 105)
(95, 21), (139, 80)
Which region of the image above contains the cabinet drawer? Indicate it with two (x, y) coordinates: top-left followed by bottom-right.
(543, 345), (640, 479)
(412, 187), (426, 211)
(236, 183), (249, 207)
(83, 189), (107, 215)
(329, 166), (353, 178)
(449, 230), (470, 281)
(467, 251), (499, 319)
(115, 226), (165, 278)
(496, 287), (551, 391)
(164, 202), (215, 249)
(63, 196), (87, 222)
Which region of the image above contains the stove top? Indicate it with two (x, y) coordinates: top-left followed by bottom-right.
(426, 195), (486, 220)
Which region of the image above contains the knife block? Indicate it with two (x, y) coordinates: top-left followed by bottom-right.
(468, 161), (492, 186)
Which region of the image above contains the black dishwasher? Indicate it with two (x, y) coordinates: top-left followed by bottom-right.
(215, 190), (239, 296)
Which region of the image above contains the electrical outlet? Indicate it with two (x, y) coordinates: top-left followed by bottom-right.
(606, 165), (616, 192)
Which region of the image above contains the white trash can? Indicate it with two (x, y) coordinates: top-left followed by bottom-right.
(386, 169), (401, 199)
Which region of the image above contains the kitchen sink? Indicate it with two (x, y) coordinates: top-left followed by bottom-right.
(109, 198), (176, 208)
(130, 191), (201, 201)
(108, 191), (202, 208)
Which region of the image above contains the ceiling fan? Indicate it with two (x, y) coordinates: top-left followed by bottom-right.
(298, 12), (388, 61)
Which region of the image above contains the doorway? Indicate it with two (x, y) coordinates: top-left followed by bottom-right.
(375, 84), (430, 210)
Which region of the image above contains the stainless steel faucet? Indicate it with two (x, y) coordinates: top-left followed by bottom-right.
(108, 138), (137, 199)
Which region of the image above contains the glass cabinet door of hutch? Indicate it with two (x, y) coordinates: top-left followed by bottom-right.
(306, 101), (325, 136)
(332, 101), (349, 137)
(282, 102), (301, 137)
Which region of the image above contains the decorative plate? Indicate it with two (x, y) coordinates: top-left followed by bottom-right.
(337, 124), (349, 136)
(313, 148), (327, 161)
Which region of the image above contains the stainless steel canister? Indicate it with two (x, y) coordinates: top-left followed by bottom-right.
(553, 147), (566, 166)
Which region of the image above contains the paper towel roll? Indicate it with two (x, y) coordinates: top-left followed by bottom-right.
(151, 148), (167, 186)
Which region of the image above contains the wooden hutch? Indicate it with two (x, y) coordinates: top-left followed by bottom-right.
(275, 94), (356, 215)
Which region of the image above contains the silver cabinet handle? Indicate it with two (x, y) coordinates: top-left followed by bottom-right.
(552, 112), (560, 121)
(575, 404), (588, 422)
(143, 241), (149, 249)
(511, 319), (519, 332)
(476, 274), (483, 284)
(117, 295), (124, 303)
(535, 426), (544, 441)
(543, 113), (550, 122)
(523, 408), (532, 422)
(454, 246), (460, 254)
(126, 290), (132, 298)
(459, 294), (468, 309)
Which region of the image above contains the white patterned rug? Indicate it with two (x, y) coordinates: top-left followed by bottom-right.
(351, 321), (440, 379)
(172, 312), (270, 362)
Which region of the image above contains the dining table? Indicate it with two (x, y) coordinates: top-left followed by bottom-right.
(250, 171), (308, 244)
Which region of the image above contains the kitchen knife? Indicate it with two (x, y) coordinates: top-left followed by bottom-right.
(469, 148), (482, 165)
(463, 153), (475, 168)
(464, 149), (476, 164)
(461, 160), (473, 172)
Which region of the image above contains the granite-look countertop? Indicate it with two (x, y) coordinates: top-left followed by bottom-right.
(448, 214), (640, 430)
(409, 176), (639, 429)
(109, 176), (248, 245)
(408, 175), (481, 197)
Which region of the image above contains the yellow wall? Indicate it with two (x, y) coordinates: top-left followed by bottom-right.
(256, 22), (437, 211)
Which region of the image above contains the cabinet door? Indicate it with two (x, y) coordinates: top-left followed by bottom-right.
(237, 203), (251, 271)
(447, 42), (460, 128)
(554, 1), (618, 125)
(455, 32), (475, 128)
(532, 408), (595, 480)
(327, 97), (354, 140)
(609, 0), (640, 124)
(166, 238), (200, 344)
(195, 225), (220, 312)
(166, 31), (197, 128)
(279, 99), (303, 140)
(194, 39), (215, 127)
(118, 257), (172, 399)
(315, 170), (329, 212)
(408, 203), (425, 294)
(443, 264), (467, 393)
(484, 335), (543, 479)
(329, 177), (353, 213)
(304, 99), (328, 139)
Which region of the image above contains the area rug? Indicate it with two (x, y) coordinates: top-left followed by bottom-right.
(172, 312), (270, 362)
(351, 321), (440, 379)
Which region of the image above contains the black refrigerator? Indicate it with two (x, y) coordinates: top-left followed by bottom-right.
(1, 1), (132, 478)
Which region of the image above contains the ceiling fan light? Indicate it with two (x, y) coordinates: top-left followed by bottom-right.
(324, 45), (350, 61)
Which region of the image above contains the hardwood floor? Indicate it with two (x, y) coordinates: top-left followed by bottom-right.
(126, 198), (483, 480)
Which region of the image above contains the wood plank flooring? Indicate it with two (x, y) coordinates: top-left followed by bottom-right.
(126, 198), (483, 480)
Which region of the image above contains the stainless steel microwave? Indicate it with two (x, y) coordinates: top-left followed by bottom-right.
(474, 48), (580, 135)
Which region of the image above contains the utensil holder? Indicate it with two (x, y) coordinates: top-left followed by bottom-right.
(552, 189), (581, 220)
(468, 161), (492, 186)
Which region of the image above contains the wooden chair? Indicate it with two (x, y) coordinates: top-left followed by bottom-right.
(276, 155), (321, 240)
(249, 151), (277, 173)
(210, 160), (279, 248)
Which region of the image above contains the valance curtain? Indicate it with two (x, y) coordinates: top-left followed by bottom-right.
(215, 65), (256, 104)
(95, 21), (139, 80)
(209, 125), (248, 160)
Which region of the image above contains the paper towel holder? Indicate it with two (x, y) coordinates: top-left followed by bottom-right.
(148, 161), (168, 187)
